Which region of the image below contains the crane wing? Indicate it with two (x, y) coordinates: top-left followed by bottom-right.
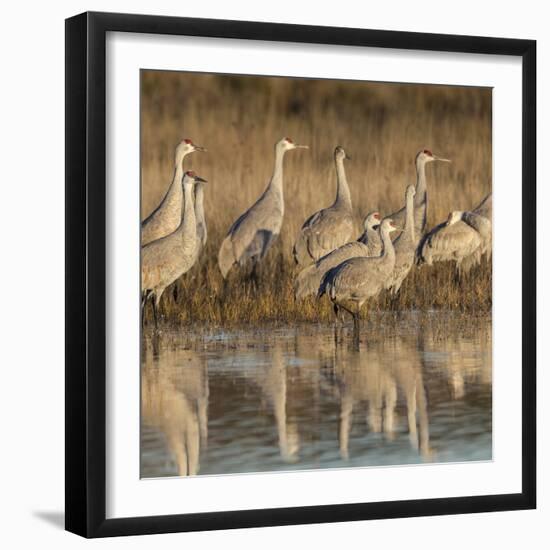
(421, 221), (481, 263)
(296, 242), (369, 299)
(313, 215), (354, 252)
(322, 255), (386, 301)
(300, 209), (323, 230)
(239, 229), (277, 265)
(294, 207), (353, 265)
(473, 192), (492, 220)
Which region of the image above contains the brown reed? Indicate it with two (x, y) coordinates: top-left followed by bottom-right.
(141, 71), (492, 327)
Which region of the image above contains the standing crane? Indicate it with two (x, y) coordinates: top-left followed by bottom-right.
(292, 146), (354, 267)
(294, 212), (381, 300)
(141, 138), (206, 246)
(387, 185), (417, 295)
(417, 208), (492, 278)
(387, 149), (450, 240)
(217, 137), (308, 279)
(320, 218), (398, 333)
(141, 171), (206, 328)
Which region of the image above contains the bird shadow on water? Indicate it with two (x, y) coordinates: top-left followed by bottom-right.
(33, 510), (65, 530)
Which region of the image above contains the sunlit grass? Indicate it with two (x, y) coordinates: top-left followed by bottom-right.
(141, 71), (492, 326)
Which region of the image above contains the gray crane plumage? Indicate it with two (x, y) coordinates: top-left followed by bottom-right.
(217, 137), (308, 278)
(473, 192), (492, 220)
(357, 212), (383, 257)
(141, 139), (206, 246)
(320, 219), (398, 331)
(387, 185), (417, 294)
(194, 180), (207, 255)
(418, 207), (492, 277)
(454, 192), (493, 273)
(386, 149), (450, 240)
(142, 172), (205, 327)
(294, 212), (381, 300)
(292, 146), (354, 267)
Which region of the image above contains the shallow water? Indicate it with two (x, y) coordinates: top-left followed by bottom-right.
(140, 313), (492, 478)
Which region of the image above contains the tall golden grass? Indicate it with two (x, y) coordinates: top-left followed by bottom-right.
(141, 71), (492, 326)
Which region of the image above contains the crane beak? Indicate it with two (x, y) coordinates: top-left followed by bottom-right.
(295, 144), (309, 149)
(433, 155), (450, 162)
(345, 153), (351, 160)
(194, 145), (207, 152)
(194, 176), (207, 183)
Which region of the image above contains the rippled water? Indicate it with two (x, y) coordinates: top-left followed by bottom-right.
(140, 313), (492, 478)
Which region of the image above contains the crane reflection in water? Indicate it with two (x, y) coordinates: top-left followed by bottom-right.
(140, 314), (491, 478)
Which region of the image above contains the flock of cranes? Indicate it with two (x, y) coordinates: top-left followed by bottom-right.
(141, 137), (492, 332)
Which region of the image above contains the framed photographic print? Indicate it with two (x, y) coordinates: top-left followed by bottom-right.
(65, 11), (536, 538)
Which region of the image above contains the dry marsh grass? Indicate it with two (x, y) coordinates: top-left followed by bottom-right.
(141, 71), (492, 326)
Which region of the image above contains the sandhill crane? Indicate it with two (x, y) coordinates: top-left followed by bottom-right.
(387, 185), (417, 294)
(142, 171), (206, 328)
(418, 208), (492, 277)
(218, 137), (308, 279)
(320, 218), (398, 333)
(141, 139), (206, 246)
(387, 149), (450, 239)
(294, 212), (380, 300)
(292, 146), (354, 266)
(194, 179), (207, 254)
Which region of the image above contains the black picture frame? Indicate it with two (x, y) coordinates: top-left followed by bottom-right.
(65, 11), (537, 538)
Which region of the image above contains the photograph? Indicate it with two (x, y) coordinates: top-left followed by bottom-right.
(139, 69), (493, 478)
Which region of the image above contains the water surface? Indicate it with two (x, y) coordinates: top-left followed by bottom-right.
(141, 313), (492, 478)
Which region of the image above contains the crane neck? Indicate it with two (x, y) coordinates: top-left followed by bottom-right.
(194, 183), (205, 223)
(404, 192), (416, 242)
(267, 146), (286, 199)
(334, 156), (352, 209)
(179, 182), (196, 238)
(366, 225), (378, 243)
(415, 159), (427, 201)
(380, 227), (396, 262)
(167, 150), (188, 201)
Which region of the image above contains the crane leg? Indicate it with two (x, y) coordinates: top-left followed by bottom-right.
(333, 304), (341, 345)
(142, 290), (153, 328)
(352, 304), (363, 347)
(338, 304), (355, 324)
(333, 303), (340, 325)
(250, 261), (259, 290)
(152, 295), (159, 331)
(390, 288), (400, 309)
(141, 293), (147, 328)
(454, 267), (462, 286)
(352, 320), (360, 350)
(352, 313), (360, 333)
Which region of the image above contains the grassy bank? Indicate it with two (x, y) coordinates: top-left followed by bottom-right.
(141, 71), (492, 326)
